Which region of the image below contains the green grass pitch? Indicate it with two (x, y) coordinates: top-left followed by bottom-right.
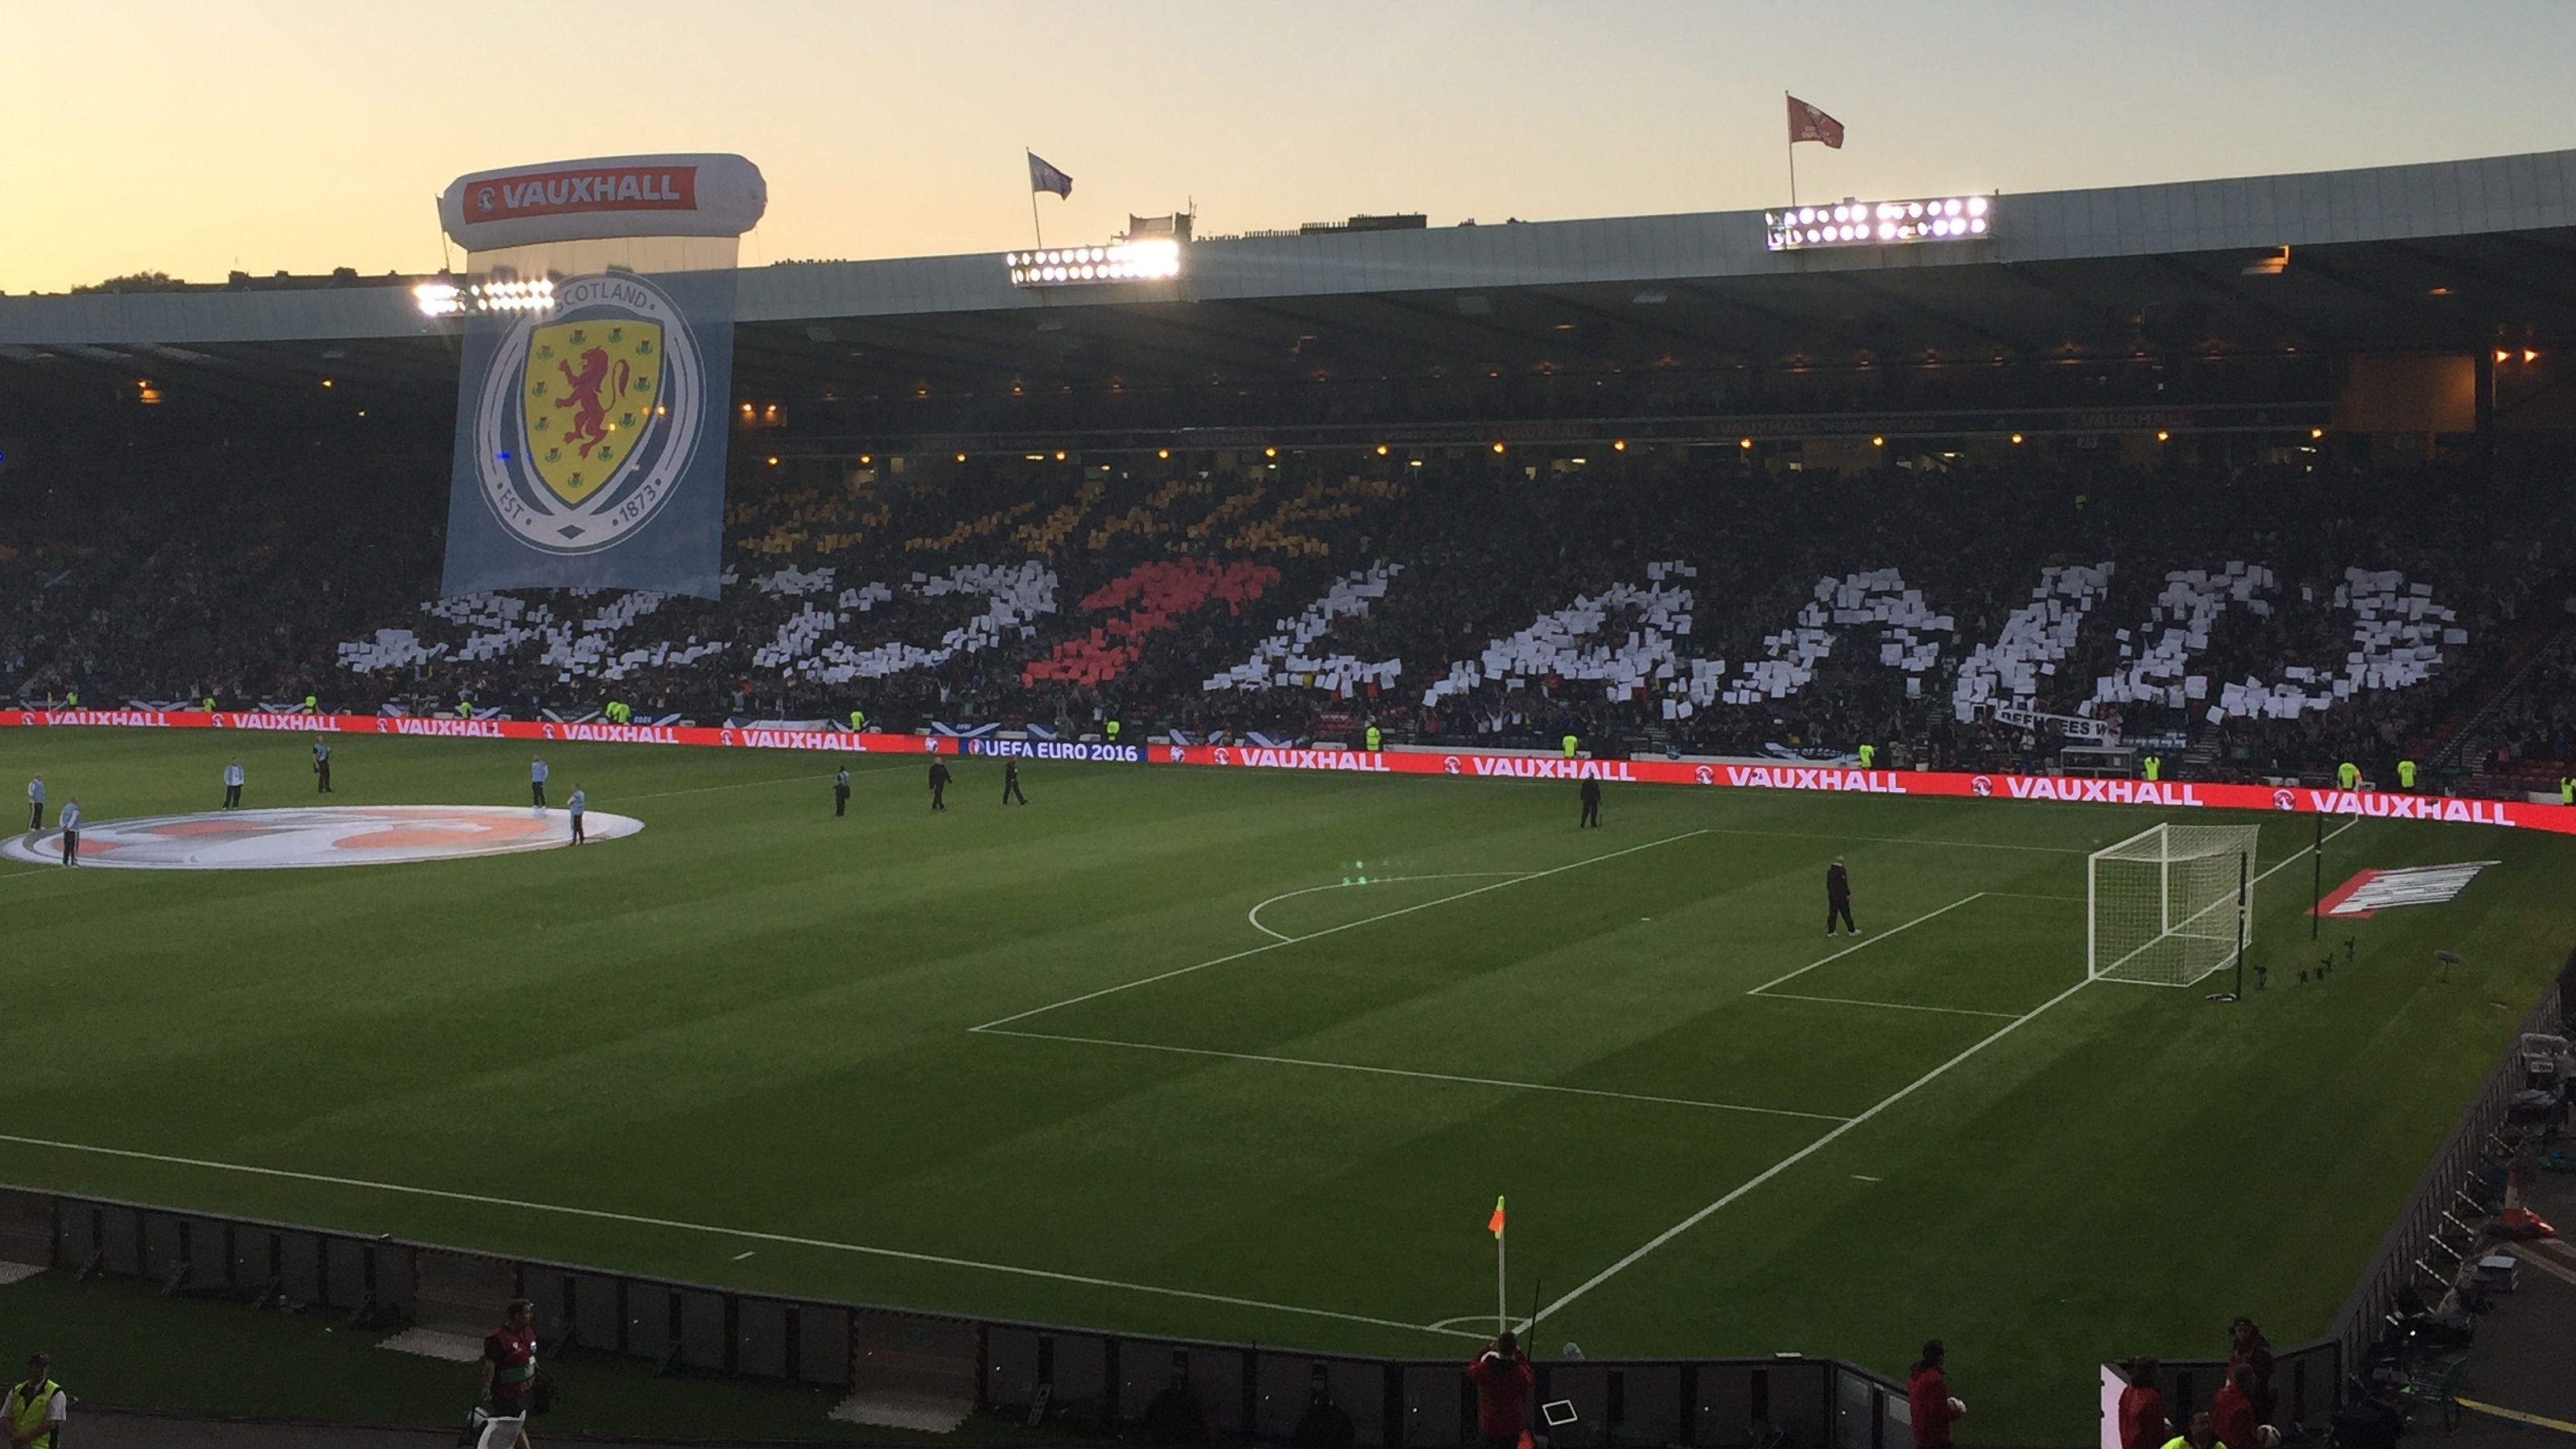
(2, 728), (2569, 1445)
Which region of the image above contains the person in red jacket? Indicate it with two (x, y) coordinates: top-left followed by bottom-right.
(1908, 1340), (1963, 1448)
(2117, 1359), (2169, 1449)
(2211, 1364), (2260, 1449)
(1463, 1332), (1534, 1449)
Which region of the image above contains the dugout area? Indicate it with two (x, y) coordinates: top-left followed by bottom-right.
(0, 729), (2569, 1446)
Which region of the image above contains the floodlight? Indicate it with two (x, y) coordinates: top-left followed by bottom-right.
(1767, 194), (1997, 251)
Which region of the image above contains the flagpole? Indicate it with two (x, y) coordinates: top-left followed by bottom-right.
(1785, 93), (1798, 208)
(1026, 151), (1045, 251)
(1495, 1220), (1507, 1338)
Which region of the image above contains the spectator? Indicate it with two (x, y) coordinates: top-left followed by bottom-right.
(2211, 1364), (2260, 1449)
(1908, 1339), (1963, 1449)
(2225, 1316), (2275, 1426)
(1141, 1360), (1208, 1447)
(1464, 1331), (1534, 1449)
(2117, 1358), (2169, 1449)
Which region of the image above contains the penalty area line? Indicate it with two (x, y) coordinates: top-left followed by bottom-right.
(971, 828), (1711, 1031)
(0, 1132), (1474, 1341)
(1750, 992), (2019, 1020)
(1744, 893), (1986, 997)
(1539, 968), (2097, 1324)
(1538, 816), (2373, 1322)
(980, 1027), (1852, 1123)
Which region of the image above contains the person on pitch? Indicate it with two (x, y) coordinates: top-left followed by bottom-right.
(312, 737), (332, 794)
(1907, 1340), (1963, 1449)
(1463, 1331), (1534, 1449)
(529, 756), (548, 811)
(1827, 856), (1858, 936)
(566, 786), (587, 845)
(833, 766), (851, 817)
(23, 776), (40, 833)
(1003, 759), (1028, 805)
(927, 757), (952, 811)
(1578, 775), (1602, 828)
(56, 801), (80, 868)
(221, 758), (245, 810)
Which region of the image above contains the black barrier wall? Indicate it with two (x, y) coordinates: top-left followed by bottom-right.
(0, 1185), (1915, 1448)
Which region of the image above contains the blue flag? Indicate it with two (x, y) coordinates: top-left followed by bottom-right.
(1027, 151), (1072, 199)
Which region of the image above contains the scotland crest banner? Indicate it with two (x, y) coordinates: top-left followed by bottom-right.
(440, 267), (736, 598)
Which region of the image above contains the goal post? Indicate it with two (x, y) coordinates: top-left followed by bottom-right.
(2087, 823), (2264, 986)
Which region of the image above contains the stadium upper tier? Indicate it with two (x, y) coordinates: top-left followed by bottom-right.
(5, 148), (2576, 444)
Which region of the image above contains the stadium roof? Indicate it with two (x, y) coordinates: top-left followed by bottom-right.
(7, 147), (2576, 441)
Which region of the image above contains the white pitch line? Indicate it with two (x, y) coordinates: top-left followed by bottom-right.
(1534, 815), (2372, 1322)
(1749, 992), (2020, 1021)
(0, 1131), (1474, 1340)
(1538, 968), (2098, 1323)
(1245, 873), (1531, 942)
(1744, 894), (1987, 997)
(980, 1027), (1853, 1122)
(970, 828), (1711, 1031)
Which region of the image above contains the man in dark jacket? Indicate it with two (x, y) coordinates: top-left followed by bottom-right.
(1827, 857), (1858, 936)
(927, 758), (951, 811)
(1578, 777), (1602, 828)
(1464, 1332), (1534, 1449)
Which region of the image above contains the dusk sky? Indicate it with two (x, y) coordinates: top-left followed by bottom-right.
(8, 1), (2574, 295)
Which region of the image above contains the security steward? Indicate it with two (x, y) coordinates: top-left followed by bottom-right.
(6, 1352), (68, 1449)
(2397, 758), (2417, 791)
(1364, 722), (1383, 753)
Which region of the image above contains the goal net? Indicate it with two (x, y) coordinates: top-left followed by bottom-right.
(2088, 823), (2262, 986)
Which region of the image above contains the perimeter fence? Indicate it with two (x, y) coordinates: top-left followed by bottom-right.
(0, 1183), (1913, 1448)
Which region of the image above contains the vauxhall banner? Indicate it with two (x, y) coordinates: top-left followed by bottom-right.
(440, 267), (735, 597)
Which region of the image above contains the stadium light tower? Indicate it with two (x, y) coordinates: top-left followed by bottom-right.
(1766, 196), (1994, 252)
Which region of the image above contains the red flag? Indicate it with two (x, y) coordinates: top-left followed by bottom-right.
(1787, 95), (1845, 149)
(1488, 1195), (1506, 1237)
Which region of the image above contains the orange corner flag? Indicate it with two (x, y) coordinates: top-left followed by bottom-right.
(1488, 1195), (1506, 1237)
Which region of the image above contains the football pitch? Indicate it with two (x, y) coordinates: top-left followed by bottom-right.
(4, 729), (2570, 1444)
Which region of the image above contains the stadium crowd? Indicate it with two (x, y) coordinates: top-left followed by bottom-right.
(4, 428), (2571, 787)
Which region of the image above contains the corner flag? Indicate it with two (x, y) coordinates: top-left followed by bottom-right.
(1488, 1195), (1506, 1236)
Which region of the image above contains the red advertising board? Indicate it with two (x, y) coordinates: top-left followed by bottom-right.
(6, 710), (2566, 836)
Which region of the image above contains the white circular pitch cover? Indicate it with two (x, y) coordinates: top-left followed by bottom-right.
(4, 805), (641, 871)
